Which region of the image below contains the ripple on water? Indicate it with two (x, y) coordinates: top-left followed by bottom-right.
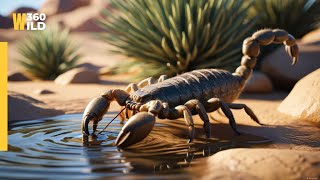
(0, 114), (271, 179)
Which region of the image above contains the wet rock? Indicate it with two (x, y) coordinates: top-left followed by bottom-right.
(8, 91), (63, 121)
(301, 28), (320, 44)
(243, 71), (273, 93)
(40, 0), (91, 16)
(54, 67), (100, 85)
(278, 69), (320, 125)
(198, 148), (320, 180)
(8, 72), (31, 81)
(33, 89), (55, 95)
(261, 42), (320, 90)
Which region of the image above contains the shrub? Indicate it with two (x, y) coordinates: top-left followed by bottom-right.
(18, 27), (81, 80)
(251, 0), (320, 38)
(99, 0), (255, 79)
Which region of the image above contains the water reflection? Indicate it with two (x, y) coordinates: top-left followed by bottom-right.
(0, 114), (270, 179)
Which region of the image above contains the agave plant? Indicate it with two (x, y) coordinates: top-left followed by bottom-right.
(99, 0), (255, 79)
(18, 27), (81, 80)
(251, 0), (320, 38)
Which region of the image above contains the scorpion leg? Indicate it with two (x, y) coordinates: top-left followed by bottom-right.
(227, 103), (264, 125)
(138, 75), (168, 87)
(185, 100), (211, 138)
(174, 105), (195, 143)
(81, 89), (129, 135)
(137, 77), (156, 88)
(121, 75), (167, 122)
(207, 98), (241, 135)
(158, 75), (168, 82)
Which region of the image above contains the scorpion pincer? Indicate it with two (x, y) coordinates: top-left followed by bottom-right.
(82, 29), (299, 148)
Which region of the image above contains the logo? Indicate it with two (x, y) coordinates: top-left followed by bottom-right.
(12, 13), (46, 31)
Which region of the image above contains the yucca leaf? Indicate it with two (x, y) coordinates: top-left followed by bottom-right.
(99, 0), (256, 79)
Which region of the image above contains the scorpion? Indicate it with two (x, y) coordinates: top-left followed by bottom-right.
(81, 29), (299, 148)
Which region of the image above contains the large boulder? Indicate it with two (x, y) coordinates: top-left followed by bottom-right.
(40, 0), (91, 16)
(243, 71), (273, 93)
(278, 69), (320, 125)
(261, 42), (320, 90)
(8, 91), (63, 121)
(54, 67), (100, 85)
(196, 148), (320, 180)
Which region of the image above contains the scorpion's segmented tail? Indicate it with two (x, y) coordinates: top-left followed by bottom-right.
(234, 29), (299, 81)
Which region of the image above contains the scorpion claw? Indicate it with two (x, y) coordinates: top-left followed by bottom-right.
(81, 97), (110, 135)
(115, 112), (156, 148)
(285, 45), (299, 65)
(82, 114), (93, 135)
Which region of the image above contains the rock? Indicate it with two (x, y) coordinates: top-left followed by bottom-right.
(243, 71), (273, 93)
(278, 69), (320, 125)
(75, 63), (101, 72)
(261, 42), (320, 90)
(8, 72), (31, 81)
(40, 0), (91, 16)
(8, 91), (63, 121)
(301, 28), (320, 44)
(54, 67), (100, 85)
(33, 89), (54, 95)
(195, 148), (320, 180)
(0, 15), (13, 29)
(44, 0), (108, 32)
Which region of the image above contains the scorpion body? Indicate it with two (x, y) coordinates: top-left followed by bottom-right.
(132, 69), (242, 112)
(82, 29), (299, 148)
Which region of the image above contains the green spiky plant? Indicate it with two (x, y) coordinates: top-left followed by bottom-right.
(18, 27), (81, 80)
(251, 0), (320, 38)
(98, 0), (255, 80)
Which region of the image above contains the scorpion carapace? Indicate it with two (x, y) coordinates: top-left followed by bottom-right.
(81, 29), (299, 148)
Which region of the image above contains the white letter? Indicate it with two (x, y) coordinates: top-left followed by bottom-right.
(37, 22), (46, 30)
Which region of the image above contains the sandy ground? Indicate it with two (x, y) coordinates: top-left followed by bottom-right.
(5, 31), (124, 73)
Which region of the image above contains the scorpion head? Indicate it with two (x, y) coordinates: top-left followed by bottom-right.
(131, 91), (153, 104)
